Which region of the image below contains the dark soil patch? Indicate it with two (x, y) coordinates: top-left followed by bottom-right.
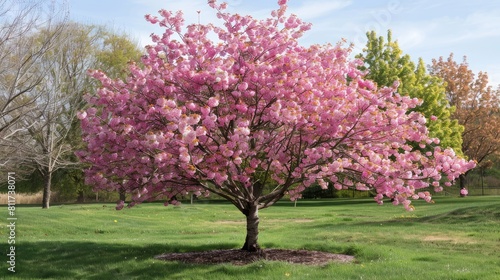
(155, 249), (355, 266)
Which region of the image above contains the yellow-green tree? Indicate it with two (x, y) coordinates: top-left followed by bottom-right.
(95, 31), (142, 79)
(357, 31), (463, 155)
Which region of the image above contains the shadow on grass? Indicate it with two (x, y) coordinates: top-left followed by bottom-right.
(299, 201), (500, 232)
(376, 203), (500, 227)
(415, 204), (500, 224)
(14, 241), (257, 279)
(143, 198), (377, 208)
(272, 198), (376, 208)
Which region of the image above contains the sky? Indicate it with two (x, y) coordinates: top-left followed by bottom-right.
(67, 0), (500, 87)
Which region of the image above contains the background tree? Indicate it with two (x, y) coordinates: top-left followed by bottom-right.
(78, 1), (474, 252)
(5, 21), (142, 208)
(430, 54), (500, 189)
(44, 28), (144, 203)
(20, 22), (98, 208)
(0, 0), (67, 179)
(95, 31), (143, 79)
(0, 1), (142, 204)
(357, 31), (463, 155)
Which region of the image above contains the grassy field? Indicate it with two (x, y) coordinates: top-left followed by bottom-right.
(1, 196), (499, 279)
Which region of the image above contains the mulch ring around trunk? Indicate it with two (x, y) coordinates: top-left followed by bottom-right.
(155, 249), (355, 266)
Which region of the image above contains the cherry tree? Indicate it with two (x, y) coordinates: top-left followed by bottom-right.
(78, 1), (475, 252)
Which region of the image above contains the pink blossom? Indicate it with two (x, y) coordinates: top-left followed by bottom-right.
(234, 157), (243, 165)
(145, 14), (159, 24)
(170, 200), (180, 206)
(460, 188), (468, 196)
(123, 124), (132, 134)
(77, 111), (87, 120)
(78, 1), (475, 215)
(238, 82), (248, 91)
(116, 200), (125, 210)
(222, 148), (234, 157)
(207, 97), (219, 107)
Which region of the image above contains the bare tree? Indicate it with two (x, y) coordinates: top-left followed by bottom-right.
(0, 0), (67, 178)
(21, 23), (104, 208)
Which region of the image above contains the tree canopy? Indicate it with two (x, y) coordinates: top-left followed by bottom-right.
(430, 54), (500, 186)
(78, 1), (475, 251)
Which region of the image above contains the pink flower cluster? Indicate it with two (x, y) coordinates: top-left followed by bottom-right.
(460, 188), (468, 197)
(78, 0), (475, 210)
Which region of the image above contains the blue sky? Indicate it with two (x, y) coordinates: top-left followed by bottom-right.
(68, 0), (500, 86)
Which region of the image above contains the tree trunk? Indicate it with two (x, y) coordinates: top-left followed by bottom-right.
(241, 204), (260, 252)
(459, 174), (466, 189)
(77, 190), (84, 203)
(459, 173), (468, 197)
(42, 171), (52, 209)
(119, 189), (126, 202)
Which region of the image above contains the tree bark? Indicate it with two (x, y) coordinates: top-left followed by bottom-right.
(459, 173), (467, 197)
(77, 190), (84, 203)
(459, 174), (466, 189)
(119, 188), (126, 202)
(42, 171), (52, 209)
(241, 203), (260, 252)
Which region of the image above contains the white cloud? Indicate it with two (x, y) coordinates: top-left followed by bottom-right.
(288, 0), (352, 20)
(68, 0), (500, 88)
(396, 29), (426, 50)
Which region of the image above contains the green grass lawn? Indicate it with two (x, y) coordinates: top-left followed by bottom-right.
(1, 196), (500, 279)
